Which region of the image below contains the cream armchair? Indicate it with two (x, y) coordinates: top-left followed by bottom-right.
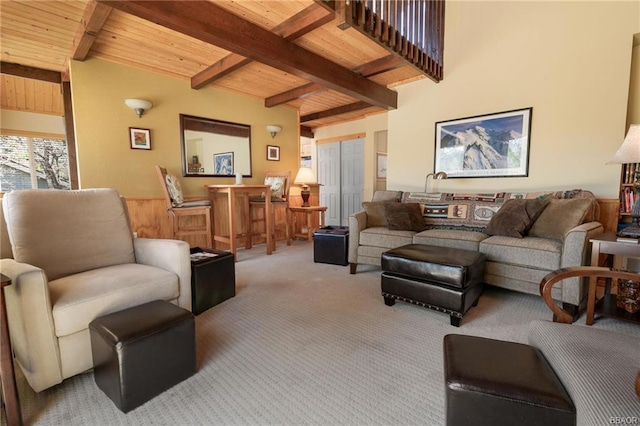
(1, 188), (191, 392)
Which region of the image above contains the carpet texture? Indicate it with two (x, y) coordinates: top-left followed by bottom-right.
(6, 241), (640, 425)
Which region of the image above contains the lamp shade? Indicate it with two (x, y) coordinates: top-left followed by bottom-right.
(125, 99), (152, 110)
(294, 167), (316, 184)
(608, 124), (640, 164)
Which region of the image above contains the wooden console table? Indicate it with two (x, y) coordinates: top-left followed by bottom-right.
(289, 206), (327, 241)
(206, 185), (272, 256)
(1, 273), (22, 426)
(587, 233), (640, 325)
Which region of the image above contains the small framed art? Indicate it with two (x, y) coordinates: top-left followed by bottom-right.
(129, 127), (151, 150)
(267, 145), (280, 161)
(213, 152), (234, 175)
(376, 152), (387, 179)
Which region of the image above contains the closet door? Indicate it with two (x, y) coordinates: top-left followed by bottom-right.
(317, 138), (364, 226)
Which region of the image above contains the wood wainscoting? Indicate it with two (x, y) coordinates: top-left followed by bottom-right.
(125, 193), (320, 249)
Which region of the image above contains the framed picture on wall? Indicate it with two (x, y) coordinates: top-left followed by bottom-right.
(434, 107), (532, 178)
(376, 152), (387, 179)
(213, 152), (234, 175)
(129, 127), (151, 150)
(267, 145), (280, 161)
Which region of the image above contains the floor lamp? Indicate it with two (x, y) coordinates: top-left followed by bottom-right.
(609, 124), (640, 238)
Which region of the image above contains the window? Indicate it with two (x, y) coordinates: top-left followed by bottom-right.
(0, 134), (71, 191)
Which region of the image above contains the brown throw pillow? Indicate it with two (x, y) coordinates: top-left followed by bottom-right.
(384, 203), (426, 232)
(528, 198), (595, 241)
(362, 201), (392, 227)
(485, 199), (549, 238)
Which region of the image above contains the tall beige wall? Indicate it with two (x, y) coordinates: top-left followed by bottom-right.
(628, 36), (640, 127)
(69, 58), (299, 197)
(388, 1), (639, 198)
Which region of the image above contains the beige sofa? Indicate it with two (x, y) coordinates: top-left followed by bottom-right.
(1, 188), (192, 392)
(348, 189), (603, 314)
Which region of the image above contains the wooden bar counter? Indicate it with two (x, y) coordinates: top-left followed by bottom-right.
(206, 185), (273, 256)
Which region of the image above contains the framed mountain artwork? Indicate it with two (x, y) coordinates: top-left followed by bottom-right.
(434, 107), (532, 178)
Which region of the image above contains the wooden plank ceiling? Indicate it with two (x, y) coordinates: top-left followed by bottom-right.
(0, 0), (430, 131)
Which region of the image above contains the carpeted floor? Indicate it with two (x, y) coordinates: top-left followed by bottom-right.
(6, 241), (640, 425)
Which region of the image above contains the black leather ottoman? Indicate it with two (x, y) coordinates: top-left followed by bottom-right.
(443, 334), (576, 426)
(89, 300), (196, 413)
(381, 244), (485, 326)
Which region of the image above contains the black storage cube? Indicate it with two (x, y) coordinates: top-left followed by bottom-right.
(89, 301), (196, 413)
(313, 226), (349, 266)
(190, 247), (236, 315)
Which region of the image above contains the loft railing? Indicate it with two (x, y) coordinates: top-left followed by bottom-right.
(338, 0), (445, 82)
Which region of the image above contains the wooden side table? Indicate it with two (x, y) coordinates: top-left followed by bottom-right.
(587, 233), (640, 325)
(289, 206), (327, 241)
(1, 273), (22, 426)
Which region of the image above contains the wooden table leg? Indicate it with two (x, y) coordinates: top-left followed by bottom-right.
(586, 241), (601, 325)
(1, 275), (22, 426)
(306, 211), (313, 241)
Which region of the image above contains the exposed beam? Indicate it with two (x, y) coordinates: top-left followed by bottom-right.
(266, 54), (404, 108)
(265, 83), (325, 108)
(100, 1), (397, 110)
(300, 101), (371, 123)
(62, 81), (79, 189)
(300, 126), (314, 139)
(0, 62), (62, 83)
(191, 3), (333, 89)
(72, 1), (112, 60)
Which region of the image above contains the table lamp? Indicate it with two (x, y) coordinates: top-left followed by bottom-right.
(294, 167), (316, 207)
(608, 124), (640, 237)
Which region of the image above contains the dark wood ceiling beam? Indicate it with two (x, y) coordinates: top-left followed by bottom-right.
(191, 3), (333, 89)
(100, 0), (397, 110)
(72, 1), (112, 60)
(266, 54), (404, 108)
(300, 125), (315, 138)
(300, 101), (371, 123)
(265, 83), (325, 108)
(0, 62), (62, 83)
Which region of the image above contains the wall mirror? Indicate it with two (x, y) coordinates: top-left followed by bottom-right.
(180, 114), (252, 177)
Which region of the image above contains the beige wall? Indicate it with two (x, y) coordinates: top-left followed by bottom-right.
(69, 58), (299, 197)
(628, 35), (640, 127)
(384, 1), (638, 198)
(313, 112), (388, 200)
(1, 110), (65, 135)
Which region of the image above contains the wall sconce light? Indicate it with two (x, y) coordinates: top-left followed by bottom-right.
(125, 98), (153, 118)
(424, 171), (447, 192)
(266, 125), (282, 138)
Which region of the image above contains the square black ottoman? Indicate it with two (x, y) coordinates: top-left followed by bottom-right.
(89, 300), (196, 413)
(313, 226), (349, 266)
(190, 247), (236, 315)
(381, 244), (485, 326)
(443, 334), (576, 426)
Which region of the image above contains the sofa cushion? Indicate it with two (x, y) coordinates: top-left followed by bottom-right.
(385, 203), (426, 232)
(413, 229), (489, 252)
(362, 202), (392, 227)
(479, 236), (562, 270)
(360, 227), (415, 249)
(528, 320), (640, 426)
(3, 188), (135, 281)
(528, 198), (595, 241)
(371, 190), (403, 202)
(49, 263), (180, 337)
(486, 198), (549, 238)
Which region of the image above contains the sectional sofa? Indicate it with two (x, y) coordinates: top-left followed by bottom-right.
(348, 189), (604, 314)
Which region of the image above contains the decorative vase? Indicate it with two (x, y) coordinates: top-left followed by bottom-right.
(617, 280), (640, 314)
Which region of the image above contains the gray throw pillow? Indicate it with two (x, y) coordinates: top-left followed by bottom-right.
(485, 199), (549, 238)
(385, 203), (426, 232)
(528, 198), (595, 240)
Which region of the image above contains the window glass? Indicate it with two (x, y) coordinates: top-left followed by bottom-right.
(0, 134), (70, 191)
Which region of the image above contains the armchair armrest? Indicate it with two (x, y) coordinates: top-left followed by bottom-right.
(540, 266), (639, 324)
(348, 211), (367, 264)
(0, 259), (62, 392)
(133, 238), (192, 311)
(559, 221), (604, 304)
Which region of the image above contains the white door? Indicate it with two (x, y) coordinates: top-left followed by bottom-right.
(318, 138), (364, 226)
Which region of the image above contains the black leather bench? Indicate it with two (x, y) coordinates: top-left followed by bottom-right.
(443, 334), (576, 426)
(381, 244), (485, 326)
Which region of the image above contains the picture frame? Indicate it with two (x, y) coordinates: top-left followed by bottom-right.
(129, 127), (151, 150)
(434, 107), (532, 178)
(213, 152), (234, 175)
(267, 145), (280, 161)
(376, 152), (387, 179)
